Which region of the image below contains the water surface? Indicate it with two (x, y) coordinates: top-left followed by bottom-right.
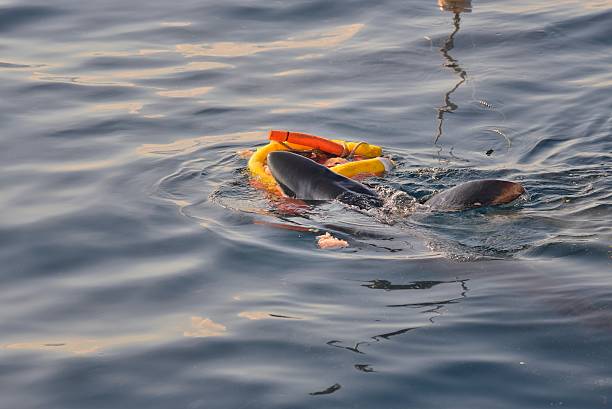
(1, 0), (611, 408)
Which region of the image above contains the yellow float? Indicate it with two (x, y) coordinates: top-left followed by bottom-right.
(248, 130), (392, 191)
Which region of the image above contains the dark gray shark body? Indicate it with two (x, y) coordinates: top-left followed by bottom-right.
(424, 179), (525, 211)
(267, 151), (382, 207)
(266, 151), (525, 211)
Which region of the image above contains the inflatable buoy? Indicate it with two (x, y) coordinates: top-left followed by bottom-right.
(248, 130), (392, 191)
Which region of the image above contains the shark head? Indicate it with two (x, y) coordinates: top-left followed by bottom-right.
(425, 179), (525, 211)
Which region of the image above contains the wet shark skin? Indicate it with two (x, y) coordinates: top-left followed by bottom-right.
(424, 179), (525, 211)
(266, 151), (379, 206)
(266, 151), (525, 211)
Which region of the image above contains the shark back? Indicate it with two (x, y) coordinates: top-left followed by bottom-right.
(265, 151), (524, 212)
(425, 179), (525, 211)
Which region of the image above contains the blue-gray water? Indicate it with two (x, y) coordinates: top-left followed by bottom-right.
(1, 0), (611, 408)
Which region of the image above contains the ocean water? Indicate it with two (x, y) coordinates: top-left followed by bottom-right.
(0, 0), (611, 408)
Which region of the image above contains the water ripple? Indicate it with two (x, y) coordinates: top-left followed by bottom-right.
(1, 0), (611, 408)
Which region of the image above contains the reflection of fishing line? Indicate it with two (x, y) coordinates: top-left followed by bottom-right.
(435, 143), (471, 165)
(433, 11), (469, 147)
(465, 76), (514, 155)
(485, 128), (512, 149)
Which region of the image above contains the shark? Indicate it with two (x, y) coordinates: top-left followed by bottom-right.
(266, 151), (525, 211)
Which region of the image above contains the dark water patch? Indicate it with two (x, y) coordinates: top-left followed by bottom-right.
(363, 279), (463, 291)
(212, 0), (372, 23)
(95, 26), (205, 45)
(18, 81), (140, 101)
(79, 56), (180, 71)
(0, 5), (64, 33)
(46, 116), (197, 139)
(524, 240), (611, 261)
(310, 383), (342, 396)
(47, 119), (141, 138)
(193, 106), (246, 116)
(138, 69), (229, 88)
(550, 8), (612, 46)
(0, 61), (32, 68)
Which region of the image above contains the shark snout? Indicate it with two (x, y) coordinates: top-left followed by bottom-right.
(266, 151), (295, 181)
(490, 180), (525, 205)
